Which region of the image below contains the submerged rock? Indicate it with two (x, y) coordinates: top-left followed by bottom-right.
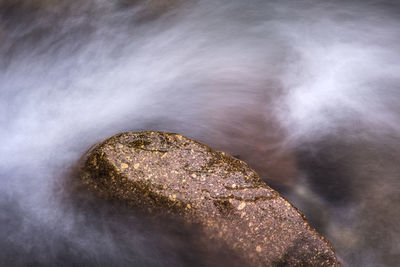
(81, 131), (340, 266)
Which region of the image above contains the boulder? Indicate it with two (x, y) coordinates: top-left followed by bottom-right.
(81, 131), (340, 266)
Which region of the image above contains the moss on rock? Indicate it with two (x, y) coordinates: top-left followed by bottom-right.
(81, 131), (341, 266)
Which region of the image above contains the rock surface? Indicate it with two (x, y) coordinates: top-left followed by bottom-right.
(81, 131), (340, 266)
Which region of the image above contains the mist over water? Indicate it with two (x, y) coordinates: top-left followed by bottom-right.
(1, 0), (400, 266)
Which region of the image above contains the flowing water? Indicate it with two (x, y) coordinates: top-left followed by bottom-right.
(1, 0), (400, 266)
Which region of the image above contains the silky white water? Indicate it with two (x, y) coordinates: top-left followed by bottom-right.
(1, 1), (399, 266)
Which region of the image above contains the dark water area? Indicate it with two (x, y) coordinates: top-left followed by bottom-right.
(1, 0), (400, 266)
